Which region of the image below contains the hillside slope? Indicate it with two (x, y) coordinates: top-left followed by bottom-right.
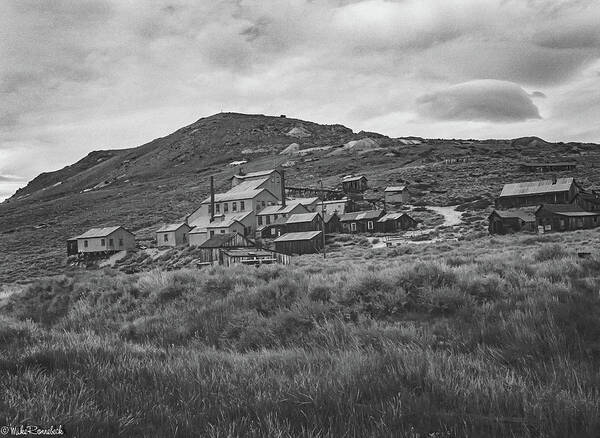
(1, 112), (600, 283)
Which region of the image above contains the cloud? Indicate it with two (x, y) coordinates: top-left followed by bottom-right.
(416, 80), (542, 122)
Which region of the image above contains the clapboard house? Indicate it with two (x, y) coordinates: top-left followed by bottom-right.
(70, 226), (136, 254)
(196, 232), (254, 265)
(339, 210), (385, 233)
(384, 186), (409, 205)
(256, 202), (309, 228)
(535, 204), (600, 233)
(377, 212), (417, 232)
(285, 212), (322, 233)
(156, 223), (192, 247)
(323, 212), (341, 234)
(341, 175), (368, 193)
(496, 178), (578, 209)
(274, 231), (323, 255)
(256, 216), (288, 239)
(488, 209), (536, 235)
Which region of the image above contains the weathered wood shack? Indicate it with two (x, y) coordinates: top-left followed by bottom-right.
(321, 198), (348, 214)
(496, 178), (578, 209)
(274, 231), (323, 255)
(285, 212), (322, 233)
(221, 248), (290, 267)
(256, 202), (309, 228)
(573, 192), (600, 212)
(156, 223), (192, 247)
(67, 238), (78, 256)
(323, 212), (341, 234)
(342, 175), (368, 193)
(197, 233), (254, 265)
(256, 217), (288, 239)
(384, 186), (409, 205)
(535, 204), (600, 233)
(377, 212), (417, 232)
(71, 226), (135, 254)
(339, 210), (385, 233)
(488, 209), (536, 235)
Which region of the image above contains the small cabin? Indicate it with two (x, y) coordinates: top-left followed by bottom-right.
(384, 186), (409, 205)
(535, 204), (600, 233)
(285, 212), (322, 233)
(339, 210), (385, 233)
(197, 232), (254, 265)
(274, 231), (323, 255)
(488, 209), (536, 235)
(496, 178), (578, 209)
(572, 192), (600, 212)
(71, 226), (136, 254)
(156, 223), (192, 247)
(377, 212), (417, 232)
(323, 212), (341, 234)
(341, 175), (368, 193)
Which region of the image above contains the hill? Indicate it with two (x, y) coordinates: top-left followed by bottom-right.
(1, 112), (600, 283)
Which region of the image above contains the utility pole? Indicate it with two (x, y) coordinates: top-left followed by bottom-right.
(320, 180), (326, 259)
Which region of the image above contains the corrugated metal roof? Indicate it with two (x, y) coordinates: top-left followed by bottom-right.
(227, 177), (269, 193)
(339, 210), (383, 221)
(378, 212), (410, 222)
(232, 169), (278, 179)
(499, 178), (574, 198)
(73, 226), (125, 239)
(201, 188), (269, 203)
(342, 175), (367, 182)
(199, 233), (250, 248)
(274, 231), (322, 242)
(156, 223), (189, 233)
(258, 202), (309, 216)
(538, 203), (600, 217)
(285, 212), (320, 224)
(287, 197), (320, 205)
(384, 186), (406, 192)
(490, 209), (536, 222)
(206, 211), (253, 228)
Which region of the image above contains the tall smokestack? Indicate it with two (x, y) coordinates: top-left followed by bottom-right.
(280, 169), (286, 208)
(210, 176), (215, 223)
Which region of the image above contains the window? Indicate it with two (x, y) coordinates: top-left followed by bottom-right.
(271, 228), (277, 236)
(224, 203), (229, 213)
(240, 201), (245, 211)
(109, 238), (114, 246)
(84, 240), (88, 248)
(261, 201), (266, 209)
(119, 238), (123, 246)
(258, 216), (263, 226)
(210, 230), (215, 237)
(351, 223), (357, 231)
(367, 221), (374, 230)
(232, 202), (237, 212)
(215, 203), (220, 213)
(164, 234), (168, 242)
(101, 239), (105, 246)
(220, 229), (225, 234)
(266, 215), (271, 225)
(274, 214), (278, 220)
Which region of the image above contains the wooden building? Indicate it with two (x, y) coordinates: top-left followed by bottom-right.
(274, 231), (323, 255)
(256, 202), (309, 227)
(256, 217), (287, 239)
(520, 161), (577, 172)
(535, 204), (600, 233)
(496, 178), (578, 209)
(230, 169), (283, 200)
(488, 209), (536, 235)
(285, 212), (322, 233)
(339, 210), (385, 233)
(573, 192), (600, 212)
(156, 223), (192, 247)
(341, 175), (368, 193)
(67, 239), (78, 256)
(71, 226), (135, 254)
(377, 212), (417, 232)
(196, 232), (254, 265)
(384, 186), (409, 205)
(323, 212), (341, 234)
(321, 198), (348, 214)
(221, 248), (290, 267)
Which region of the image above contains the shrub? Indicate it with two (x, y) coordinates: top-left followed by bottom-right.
(535, 244), (569, 262)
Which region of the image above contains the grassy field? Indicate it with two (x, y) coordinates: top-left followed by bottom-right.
(1, 233), (599, 437)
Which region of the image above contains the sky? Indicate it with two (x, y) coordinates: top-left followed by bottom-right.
(2, 0), (600, 200)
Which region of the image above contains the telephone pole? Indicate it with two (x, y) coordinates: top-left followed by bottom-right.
(320, 180), (326, 259)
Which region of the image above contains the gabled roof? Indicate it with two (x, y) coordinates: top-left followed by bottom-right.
(199, 232), (252, 248)
(536, 203), (600, 217)
(384, 186), (406, 192)
(342, 175), (367, 183)
(257, 202), (309, 216)
(499, 178), (574, 198)
(286, 212), (320, 224)
(73, 226), (129, 239)
(323, 212), (339, 223)
(274, 231), (322, 242)
(490, 209), (536, 222)
(156, 223), (189, 233)
(339, 210), (384, 221)
(378, 212), (414, 222)
(200, 188), (276, 204)
(231, 169), (279, 180)
(228, 177), (270, 193)
(206, 211), (253, 229)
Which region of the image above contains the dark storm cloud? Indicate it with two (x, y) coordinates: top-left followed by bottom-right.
(416, 80), (541, 122)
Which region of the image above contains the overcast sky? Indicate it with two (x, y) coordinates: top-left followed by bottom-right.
(2, 0), (600, 200)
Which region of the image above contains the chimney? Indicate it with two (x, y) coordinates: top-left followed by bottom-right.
(280, 169), (286, 208)
(210, 176), (215, 223)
